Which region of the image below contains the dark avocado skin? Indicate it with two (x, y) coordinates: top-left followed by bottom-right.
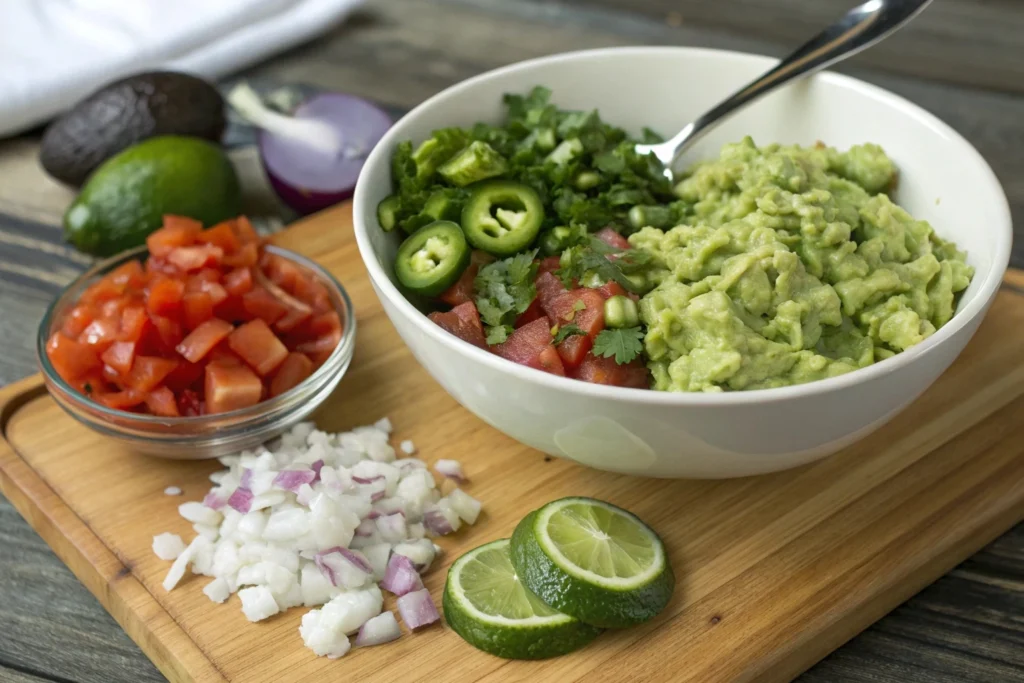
(40, 71), (226, 187)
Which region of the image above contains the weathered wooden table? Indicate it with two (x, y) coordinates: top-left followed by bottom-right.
(1, 1), (1021, 681)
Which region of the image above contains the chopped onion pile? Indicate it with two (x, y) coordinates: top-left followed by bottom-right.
(155, 420), (480, 659)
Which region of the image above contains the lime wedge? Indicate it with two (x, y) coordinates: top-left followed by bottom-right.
(510, 498), (673, 628)
(443, 538), (601, 659)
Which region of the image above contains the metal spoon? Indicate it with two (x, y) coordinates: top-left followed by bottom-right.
(635, 0), (933, 181)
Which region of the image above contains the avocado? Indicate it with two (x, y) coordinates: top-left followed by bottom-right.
(64, 136), (241, 256)
(40, 71), (226, 187)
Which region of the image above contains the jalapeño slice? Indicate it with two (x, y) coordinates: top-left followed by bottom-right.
(395, 220), (471, 297)
(461, 180), (544, 257)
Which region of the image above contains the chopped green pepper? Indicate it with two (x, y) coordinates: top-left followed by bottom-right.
(377, 195), (401, 232)
(603, 295), (639, 328)
(394, 220), (471, 297)
(574, 171), (601, 191)
(423, 188), (467, 222)
(461, 180), (544, 257)
(439, 141), (509, 187)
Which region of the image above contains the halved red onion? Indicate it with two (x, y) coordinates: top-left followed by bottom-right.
(229, 83), (391, 215)
(227, 487), (253, 514)
(380, 554), (422, 596)
(273, 469), (317, 493)
(423, 508), (455, 536)
(433, 459), (467, 483)
(315, 547), (373, 589)
(354, 612), (401, 647)
(203, 492), (227, 510)
(396, 589), (440, 631)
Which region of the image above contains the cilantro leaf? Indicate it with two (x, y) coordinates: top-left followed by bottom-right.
(474, 250), (539, 342)
(486, 325), (512, 345)
(592, 327), (645, 365)
(553, 324), (585, 344)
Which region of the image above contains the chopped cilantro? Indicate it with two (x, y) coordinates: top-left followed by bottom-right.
(474, 250), (539, 343)
(553, 323), (585, 344)
(592, 326), (645, 364)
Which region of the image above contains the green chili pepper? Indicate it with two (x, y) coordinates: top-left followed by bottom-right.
(394, 220), (471, 297)
(438, 141), (509, 187)
(461, 180), (544, 257)
(603, 295), (640, 328)
(377, 195), (402, 232)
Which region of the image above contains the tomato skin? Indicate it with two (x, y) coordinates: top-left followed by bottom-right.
(47, 332), (102, 380)
(269, 352), (314, 397)
(100, 341), (136, 376)
(144, 387), (181, 417)
(176, 319), (234, 363)
(182, 291), (215, 330)
(428, 302), (486, 349)
(125, 355), (179, 392)
(492, 318), (564, 376)
(146, 278), (185, 317)
(536, 272), (569, 319)
(147, 216), (202, 257)
(205, 362), (263, 414)
(228, 319), (290, 376)
(242, 287), (288, 325)
(573, 354), (649, 388)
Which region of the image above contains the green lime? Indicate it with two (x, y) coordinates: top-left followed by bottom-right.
(510, 498), (673, 628)
(443, 538), (601, 659)
(64, 135), (241, 256)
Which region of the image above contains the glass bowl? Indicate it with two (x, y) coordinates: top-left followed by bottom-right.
(37, 244), (356, 459)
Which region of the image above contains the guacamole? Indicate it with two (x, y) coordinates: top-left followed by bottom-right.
(630, 137), (973, 393)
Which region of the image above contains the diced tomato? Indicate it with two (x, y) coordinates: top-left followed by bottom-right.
(296, 330), (342, 365)
(176, 389), (203, 416)
(242, 286), (288, 325)
(493, 318), (556, 369)
(536, 346), (566, 376)
(177, 319), (234, 363)
(108, 259), (146, 289)
(146, 277), (185, 317)
(228, 319), (289, 376)
(214, 294), (250, 325)
(147, 216), (202, 257)
(205, 362), (263, 414)
(98, 389), (145, 410)
(79, 277), (124, 305)
(269, 352), (314, 397)
(46, 332), (102, 380)
(100, 341), (136, 376)
(207, 342), (244, 367)
(439, 263), (479, 307)
(190, 268), (222, 285)
(536, 271), (569, 318)
(100, 296), (132, 320)
(595, 227), (631, 251)
(197, 220), (241, 252)
(514, 297), (545, 328)
(274, 306), (312, 334)
(234, 216), (260, 244)
(264, 254), (303, 291)
(573, 353), (649, 388)
(163, 360), (204, 392)
(223, 267), (254, 297)
(292, 275), (331, 313)
(547, 289), (605, 369)
(151, 314), (184, 350)
(61, 304), (96, 338)
(102, 363), (122, 385)
(144, 387), (180, 417)
(594, 281), (627, 300)
(306, 311), (341, 338)
(78, 316), (119, 350)
(428, 301), (486, 349)
(167, 245), (224, 271)
(182, 291), (214, 330)
(125, 356), (179, 392)
(118, 306), (150, 342)
(222, 241), (258, 268)
(537, 256), (562, 276)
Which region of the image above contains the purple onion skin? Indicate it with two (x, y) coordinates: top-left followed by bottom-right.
(259, 93), (392, 216)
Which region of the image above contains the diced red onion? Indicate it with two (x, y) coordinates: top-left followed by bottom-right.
(203, 492), (227, 510)
(380, 554), (422, 596)
(239, 468), (253, 488)
(355, 519), (376, 537)
(355, 612), (401, 647)
(352, 475), (384, 485)
(273, 469), (316, 492)
(315, 547), (373, 588)
(367, 506), (404, 520)
(396, 589), (440, 631)
(370, 490), (386, 503)
(376, 513), (406, 542)
(423, 508), (454, 536)
(311, 459), (324, 483)
(227, 487), (254, 514)
(433, 459), (467, 483)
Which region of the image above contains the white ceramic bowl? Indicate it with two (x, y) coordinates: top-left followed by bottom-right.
(353, 47), (1011, 478)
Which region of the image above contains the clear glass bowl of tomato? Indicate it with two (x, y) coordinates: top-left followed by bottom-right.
(36, 217), (355, 459)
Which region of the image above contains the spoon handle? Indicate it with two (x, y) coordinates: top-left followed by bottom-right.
(651, 0), (933, 172)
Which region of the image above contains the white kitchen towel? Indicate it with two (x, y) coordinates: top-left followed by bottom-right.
(0, 0), (364, 137)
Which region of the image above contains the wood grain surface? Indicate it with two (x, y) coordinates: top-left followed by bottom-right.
(2, 204), (1024, 683)
(0, 1), (1022, 682)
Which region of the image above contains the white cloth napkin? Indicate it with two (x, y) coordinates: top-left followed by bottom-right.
(0, 0), (364, 137)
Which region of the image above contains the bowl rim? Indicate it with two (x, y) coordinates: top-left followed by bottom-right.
(353, 45), (1013, 406)
(37, 243), (356, 425)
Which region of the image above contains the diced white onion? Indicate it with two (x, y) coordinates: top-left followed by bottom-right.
(152, 533), (186, 561)
(240, 585), (281, 622)
(355, 611), (401, 647)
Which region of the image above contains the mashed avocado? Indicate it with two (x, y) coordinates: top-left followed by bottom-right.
(629, 137), (973, 393)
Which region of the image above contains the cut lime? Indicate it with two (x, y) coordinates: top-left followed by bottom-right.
(443, 538), (601, 659)
(510, 498), (673, 628)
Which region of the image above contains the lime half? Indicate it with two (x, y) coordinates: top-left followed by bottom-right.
(510, 498), (673, 628)
(443, 538), (601, 659)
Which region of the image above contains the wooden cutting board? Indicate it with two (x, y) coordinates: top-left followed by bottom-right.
(1, 203), (1023, 683)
